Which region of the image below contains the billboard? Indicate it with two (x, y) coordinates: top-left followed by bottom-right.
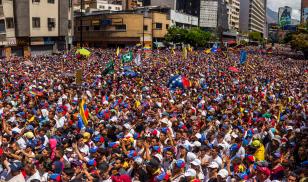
(304, 8), (308, 22)
(278, 7), (292, 27)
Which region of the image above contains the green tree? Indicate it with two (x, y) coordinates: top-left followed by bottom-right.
(290, 33), (308, 59)
(248, 32), (262, 41)
(165, 26), (212, 47)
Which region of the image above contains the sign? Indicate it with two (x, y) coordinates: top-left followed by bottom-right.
(17, 37), (29, 46)
(92, 20), (100, 26)
(75, 69), (83, 85)
(7, 38), (16, 46)
(31, 37), (44, 45)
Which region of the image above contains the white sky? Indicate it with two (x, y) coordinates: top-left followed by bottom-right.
(267, 0), (301, 20)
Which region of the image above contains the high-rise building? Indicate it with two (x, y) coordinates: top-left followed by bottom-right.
(226, 0), (240, 31)
(0, 0), (73, 57)
(278, 6), (292, 27)
(239, 0), (266, 34)
(301, 0), (308, 23)
(199, 0), (228, 30)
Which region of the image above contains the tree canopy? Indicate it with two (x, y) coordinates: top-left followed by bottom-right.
(165, 26), (213, 47)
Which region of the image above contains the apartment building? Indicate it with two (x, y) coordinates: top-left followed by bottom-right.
(0, 0), (73, 57)
(74, 10), (169, 48)
(226, 0), (240, 31)
(239, 0), (266, 34)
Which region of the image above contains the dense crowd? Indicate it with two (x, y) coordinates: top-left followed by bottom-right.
(0, 47), (307, 182)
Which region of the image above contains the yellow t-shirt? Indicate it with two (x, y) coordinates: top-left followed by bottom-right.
(254, 144), (265, 161)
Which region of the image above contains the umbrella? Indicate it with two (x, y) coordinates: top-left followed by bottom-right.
(75, 48), (91, 57)
(228, 66), (239, 73)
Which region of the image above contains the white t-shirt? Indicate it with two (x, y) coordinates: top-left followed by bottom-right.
(26, 170), (41, 182)
(7, 173), (25, 182)
(213, 156), (223, 169)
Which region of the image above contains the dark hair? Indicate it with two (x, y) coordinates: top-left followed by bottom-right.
(63, 168), (74, 176)
(30, 179), (41, 182)
(287, 172), (298, 179)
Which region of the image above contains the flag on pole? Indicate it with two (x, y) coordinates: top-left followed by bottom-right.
(79, 98), (89, 127)
(122, 51), (133, 63)
(116, 47), (120, 56)
(205, 49), (211, 54)
(134, 53), (142, 66)
(182, 47), (187, 59)
(240, 50), (247, 64)
(102, 60), (114, 76)
(171, 48), (175, 55)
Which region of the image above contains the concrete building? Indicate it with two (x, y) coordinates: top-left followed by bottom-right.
(199, 0), (228, 31)
(226, 0), (240, 31)
(0, 0), (73, 57)
(239, 0), (266, 35)
(301, 0), (308, 23)
(74, 10), (169, 48)
(88, 0), (122, 11)
(170, 10), (198, 28)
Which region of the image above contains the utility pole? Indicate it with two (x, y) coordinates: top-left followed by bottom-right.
(80, 0), (83, 47)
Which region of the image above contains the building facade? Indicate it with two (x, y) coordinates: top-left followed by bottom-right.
(239, 0), (266, 35)
(199, 0), (228, 31)
(74, 10), (169, 48)
(226, 0), (240, 31)
(301, 0), (308, 23)
(88, 0), (122, 11)
(0, 0), (73, 57)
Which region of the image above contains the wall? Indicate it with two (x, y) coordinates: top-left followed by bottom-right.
(13, 0), (30, 37)
(199, 0), (218, 28)
(151, 12), (169, 38)
(170, 10), (198, 26)
(29, 0), (59, 37)
(239, 0), (249, 32)
(3, 0), (15, 38)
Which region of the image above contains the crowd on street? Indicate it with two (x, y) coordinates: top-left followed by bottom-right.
(0, 47), (307, 182)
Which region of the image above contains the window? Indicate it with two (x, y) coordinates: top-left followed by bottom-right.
(32, 0), (40, 3)
(0, 0), (2, 5)
(108, 6), (111, 10)
(69, 0), (72, 7)
(0, 19), (5, 33)
(115, 24), (126, 31)
(48, 18), (56, 31)
(143, 25), (148, 31)
(166, 24), (169, 29)
(155, 23), (162, 29)
(68, 20), (72, 29)
(93, 25), (100, 30)
(6, 18), (14, 29)
(48, 0), (54, 3)
(77, 26), (81, 31)
(32, 17), (40, 28)
(85, 26), (89, 31)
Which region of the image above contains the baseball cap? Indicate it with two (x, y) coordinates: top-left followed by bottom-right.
(184, 169), (197, 177)
(218, 169), (228, 178)
(10, 162), (23, 172)
(191, 159), (201, 166)
(175, 159), (186, 168)
(208, 162), (219, 169)
(257, 166), (271, 176)
(83, 132), (91, 143)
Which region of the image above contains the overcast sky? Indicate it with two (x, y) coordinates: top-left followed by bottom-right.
(267, 0), (301, 20)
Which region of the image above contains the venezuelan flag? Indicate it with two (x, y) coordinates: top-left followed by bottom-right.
(79, 98), (89, 127)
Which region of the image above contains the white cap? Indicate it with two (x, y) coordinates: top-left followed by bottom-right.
(193, 141), (201, 147)
(184, 169), (197, 177)
(208, 162), (219, 169)
(195, 133), (202, 139)
(103, 101), (109, 105)
(286, 126), (293, 131)
(123, 123), (132, 130)
(191, 159), (201, 166)
(161, 118), (169, 125)
(218, 169), (228, 178)
(134, 157), (143, 165)
(186, 152), (197, 163)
